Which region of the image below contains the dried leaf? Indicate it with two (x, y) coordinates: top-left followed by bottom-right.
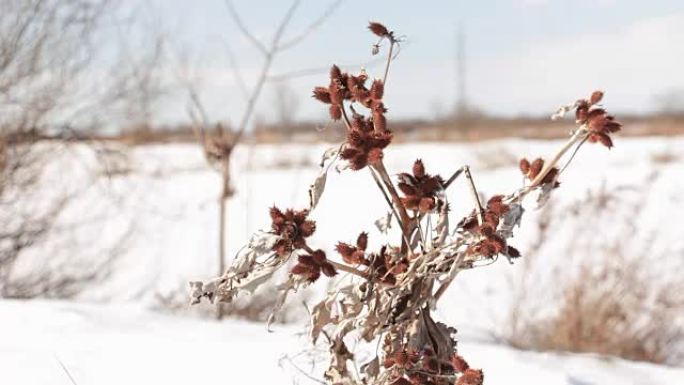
(535, 182), (556, 208)
(267, 277), (298, 331)
(311, 297), (335, 344)
(188, 277), (224, 305)
(308, 171), (327, 209)
(324, 339), (354, 383)
(375, 211), (393, 233)
(498, 203), (524, 239)
(308, 146), (341, 210)
(551, 104), (573, 121)
(361, 357), (380, 380)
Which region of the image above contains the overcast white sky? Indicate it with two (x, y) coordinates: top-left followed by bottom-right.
(120, 0), (684, 126)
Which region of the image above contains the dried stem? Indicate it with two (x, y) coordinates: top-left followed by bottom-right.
(371, 160), (412, 253)
(340, 102), (354, 131)
(302, 244), (369, 280)
(559, 134), (590, 175)
(528, 126), (588, 188)
(368, 167), (406, 243)
(382, 40), (395, 84)
(443, 166), (466, 190)
(328, 260), (369, 280)
(463, 166), (484, 224)
(229, 0), (300, 146)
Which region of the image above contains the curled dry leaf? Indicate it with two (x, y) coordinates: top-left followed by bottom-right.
(309, 146), (341, 210)
(374, 211), (393, 233)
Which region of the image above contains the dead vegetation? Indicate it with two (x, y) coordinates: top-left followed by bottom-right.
(499, 181), (684, 366)
(189, 22), (624, 385)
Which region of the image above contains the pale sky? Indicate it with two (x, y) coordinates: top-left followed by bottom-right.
(119, 0), (684, 126)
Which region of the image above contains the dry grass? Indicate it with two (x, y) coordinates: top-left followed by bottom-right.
(499, 182), (684, 365)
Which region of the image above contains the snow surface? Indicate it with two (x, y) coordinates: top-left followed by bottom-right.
(2, 136), (683, 383)
(1, 299), (682, 385)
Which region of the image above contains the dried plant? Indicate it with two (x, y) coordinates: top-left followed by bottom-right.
(500, 181), (683, 365)
(190, 22), (622, 385)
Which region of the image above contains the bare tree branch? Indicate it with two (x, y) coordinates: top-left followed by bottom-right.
(220, 38), (249, 99)
(223, 0), (268, 56)
(276, 0), (344, 52)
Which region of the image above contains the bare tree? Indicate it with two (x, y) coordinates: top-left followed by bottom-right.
(0, 0), (140, 298)
(186, 0), (343, 319)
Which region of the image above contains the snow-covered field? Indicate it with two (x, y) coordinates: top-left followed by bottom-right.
(2, 136), (683, 384)
(2, 299), (682, 385)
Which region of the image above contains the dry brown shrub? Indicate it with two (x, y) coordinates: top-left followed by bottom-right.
(500, 181), (684, 366)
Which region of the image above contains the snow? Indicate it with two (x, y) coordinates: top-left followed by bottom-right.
(2, 136), (683, 383)
(1, 299), (682, 385)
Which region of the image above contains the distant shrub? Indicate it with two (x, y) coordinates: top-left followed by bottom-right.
(500, 183), (683, 366)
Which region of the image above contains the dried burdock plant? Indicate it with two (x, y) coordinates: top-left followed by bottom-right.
(190, 22), (621, 385)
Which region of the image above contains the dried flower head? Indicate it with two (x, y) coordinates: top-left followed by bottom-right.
(340, 113), (393, 170)
(456, 369), (484, 385)
(451, 353), (470, 373)
(574, 90), (622, 149)
(291, 249), (337, 282)
(335, 232), (369, 265)
(398, 159), (444, 213)
(269, 207), (316, 256)
(518, 157), (560, 187)
(368, 21), (390, 38)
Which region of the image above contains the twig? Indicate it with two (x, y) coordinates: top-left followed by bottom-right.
(372, 160), (412, 252)
(230, 0), (301, 146)
(369, 167), (402, 231)
(266, 55), (386, 82)
(559, 134), (589, 175)
(302, 244), (370, 280)
(528, 126), (588, 188)
(369, 167), (412, 249)
(54, 355), (78, 385)
(382, 40), (395, 84)
(442, 166), (465, 190)
(276, 0), (344, 52)
(432, 252), (467, 303)
(279, 355), (327, 385)
(463, 166), (484, 224)
(220, 39), (249, 98)
(340, 103), (354, 131)
(328, 260), (369, 279)
(223, 0), (268, 55)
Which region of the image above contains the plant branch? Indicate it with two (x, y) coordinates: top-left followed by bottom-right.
(372, 160), (412, 253)
(276, 0), (344, 52)
(463, 166), (484, 224)
(302, 244), (370, 280)
(223, 0), (268, 55)
(559, 134), (590, 175)
(369, 167), (411, 248)
(382, 40), (395, 84)
(528, 126), (588, 188)
(443, 166), (466, 190)
(230, 0), (300, 146)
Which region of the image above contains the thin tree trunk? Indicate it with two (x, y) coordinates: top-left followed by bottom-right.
(217, 157), (230, 320)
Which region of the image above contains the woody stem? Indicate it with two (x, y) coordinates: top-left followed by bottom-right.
(368, 167), (410, 246)
(528, 126), (588, 188)
(463, 166), (484, 225)
(339, 103), (353, 131)
(371, 160), (412, 253)
(328, 260), (369, 279)
(302, 244), (368, 280)
(382, 40), (395, 85)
